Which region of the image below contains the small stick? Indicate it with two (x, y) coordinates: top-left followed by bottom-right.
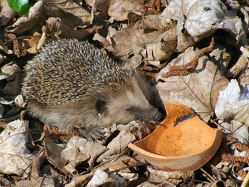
(163, 38), (215, 78)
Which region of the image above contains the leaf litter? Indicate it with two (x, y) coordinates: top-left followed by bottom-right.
(0, 0), (249, 186)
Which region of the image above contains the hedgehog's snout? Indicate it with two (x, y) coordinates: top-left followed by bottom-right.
(150, 108), (164, 122)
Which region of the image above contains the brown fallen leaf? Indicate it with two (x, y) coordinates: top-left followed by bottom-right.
(86, 169), (127, 187)
(44, 17), (90, 40)
(43, 135), (67, 174)
(215, 79), (249, 127)
(0, 0), (16, 26)
(0, 62), (22, 95)
(156, 47), (229, 121)
(147, 166), (193, 185)
(6, 1), (45, 34)
(96, 129), (136, 162)
(15, 177), (55, 187)
(108, 0), (143, 21)
(23, 32), (42, 54)
(61, 136), (107, 170)
(239, 46), (249, 85)
(31, 149), (45, 178)
(0, 120), (32, 176)
(86, 0), (143, 21)
(66, 155), (142, 187)
(44, 0), (91, 26)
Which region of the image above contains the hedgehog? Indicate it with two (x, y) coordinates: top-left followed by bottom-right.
(22, 39), (163, 139)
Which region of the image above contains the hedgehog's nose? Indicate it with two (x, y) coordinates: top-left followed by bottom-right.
(151, 109), (164, 122)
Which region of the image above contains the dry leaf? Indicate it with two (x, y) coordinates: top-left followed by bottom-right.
(44, 17), (90, 40)
(15, 177), (55, 187)
(156, 47), (228, 121)
(137, 181), (176, 187)
(61, 136), (106, 170)
(44, 0), (91, 26)
(14, 94), (26, 108)
(216, 16), (247, 45)
(0, 120), (32, 175)
(66, 155), (140, 187)
(161, 0), (246, 51)
(220, 120), (248, 144)
(86, 169), (127, 187)
(108, 0), (143, 21)
(86, 0), (143, 21)
(112, 24), (161, 56)
(227, 54), (248, 78)
(97, 130), (136, 162)
(23, 32), (42, 54)
(215, 79), (249, 127)
(209, 48), (231, 75)
(147, 166), (193, 185)
(6, 1), (45, 34)
(0, 0), (16, 26)
(0, 62), (22, 95)
(162, 0), (226, 36)
(44, 136), (67, 174)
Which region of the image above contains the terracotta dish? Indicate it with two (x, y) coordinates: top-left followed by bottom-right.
(128, 103), (222, 171)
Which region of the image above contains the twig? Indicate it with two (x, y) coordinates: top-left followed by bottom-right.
(163, 38), (215, 78)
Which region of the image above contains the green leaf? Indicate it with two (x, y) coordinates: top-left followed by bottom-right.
(7, 0), (30, 16)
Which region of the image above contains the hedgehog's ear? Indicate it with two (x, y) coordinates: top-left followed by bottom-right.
(95, 98), (107, 114)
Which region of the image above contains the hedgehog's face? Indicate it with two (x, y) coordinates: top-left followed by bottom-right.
(94, 78), (163, 125)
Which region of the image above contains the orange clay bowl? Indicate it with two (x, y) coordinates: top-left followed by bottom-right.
(128, 103), (222, 171)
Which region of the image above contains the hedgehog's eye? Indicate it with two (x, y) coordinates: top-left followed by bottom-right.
(95, 98), (107, 114)
(125, 106), (134, 112)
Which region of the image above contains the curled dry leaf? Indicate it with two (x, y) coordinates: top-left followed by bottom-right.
(0, 120), (32, 175)
(97, 129), (136, 162)
(161, 0), (246, 51)
(0, 62), (22, 95)
(93, 33), (114, 53)
(220, 120), (248, 144)
(227, 54), (248, 78)
(215, 79), (249, 127)
(210, 48), (231, 75)
(61, 136), (106, 171)
(44, 0), (91, 26)
(0, 0), (16, 26)
(239, 46), (249, 85)
(111, 21), (176, 63)
(147, 166), (193, 185)
(23, 32), (42, 54)
(14, 94), (26, 108)
(111, 24), (162, 57)
(108, 0), (143, 21)
(161, 0), (226, 51)
(156, 47), (228, 121)
(6, 1), (45, 34)
(86, 169), (127, 187)
(66, 155), (141, 187)
(86, 0), (143, 21)
(15, 177), (55, 187)
(44, 136), (67, 174)
(0, 62), (21, 80)
(216, 16), (247, 45)
(44, 17), (90, 40)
